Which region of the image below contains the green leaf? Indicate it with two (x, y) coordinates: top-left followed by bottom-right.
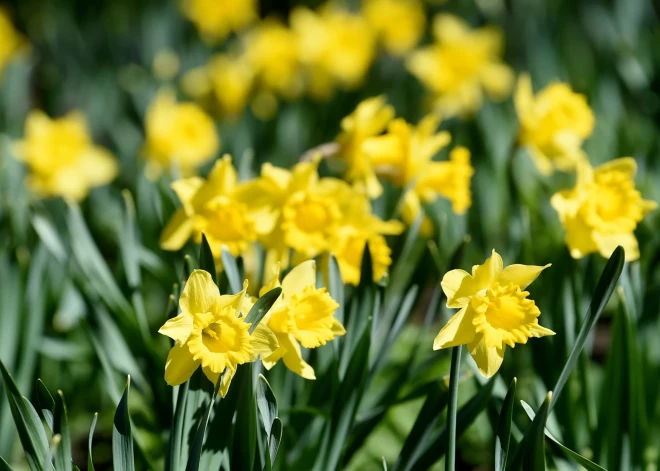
(245, 287), (282, 334)
(256, 375), (278, 437)
(446, 346), (462, 471)
(507, 393), (551, 471)
(520, 400), (605, 471)
(0, 455), (14, 471)
(53, 391), (72, 471)
(31, 214), (67, 263)
(266, 417), (283, 471)
(199, 233), (216, 281)
(232, 364), (257, 471)
(0, 360), (50, 471)
(166, 382), (189, 471)
(221, 248), (242, 294)
(382, 457), (388, 470)
(35, 380), (55, 434)
(186, 371), (226, 471)
(112, 377), (135, 471)
(550, 245), (624, 411)
(88, 413), (97, 471)
(327, 254), (344, 327)
(495, 378), (517, 471)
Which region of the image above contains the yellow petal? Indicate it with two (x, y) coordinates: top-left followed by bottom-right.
(497, 264), (551, 290)
(595, 157), (637, 179)
(158, 314), (194, 344)
(202, 365), (237, 398)
(171, 177), (204, 212)
(282, 260), (316, 297)
(79, 146), (119, 187)
(467, 333), (505, 378)
(249, 323), (279, 360)
(280, 334), (316, 380)
(331, 319), (346, 337)
(433, 306), (476, 350)
(160, 209), (194, 251)
(216, 279), (248, 312)
(440, 269), (471, 308)
(259, 263), (282, 297)
(471, 249), (503, 290)
(180, 270), (221, 316)
(514, 73), (534, 120)
(480, 62), (514, 101)
(164, 344), (200, 386)
(592, 231), (640, 262)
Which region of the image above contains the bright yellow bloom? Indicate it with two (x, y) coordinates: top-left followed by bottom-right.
(143, 89), (219, 177)
(290, 6), (376, 99)
(160, 155), (256, 258)
(0, 9), (24, 77)
(181, 0), (257, 43)
(407, 14), (513, 117)
(336, 96), (395, 198)
(14, 111), (117, 201)
(261, 260), (344, 379)
(159, 270), (278, 396)
(363, 0), (425, 56)
(551, 158), (657, 262)
(435, 250), (554, 378)
(515, 73), (595, 175)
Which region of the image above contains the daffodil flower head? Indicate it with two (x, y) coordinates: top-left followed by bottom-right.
(181, 0), (257, 44)
(159, 270), (278, 397)
(260, 261), (344, 379)
(363, 0), (426, 56)
(515, 73), (594, 175)
(435, 250), (554, 378)
(551, 157), (657, 262)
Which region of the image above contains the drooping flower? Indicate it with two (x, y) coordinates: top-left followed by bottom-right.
(515, 73), (595, 175)
(407, 14), (513, 118)
(551, 158), (657, 262)
(363, 0), (426, 56)
(434, 250), (554, 378)
(143, 89), (219, 177)
(159, 270), (278, 396)
(181, 0), (257, 43)
(14, 111), (118, 201)
(0, 8), (24, 77)
(261, 260), (344, 379)
(160, 155), (256, 258)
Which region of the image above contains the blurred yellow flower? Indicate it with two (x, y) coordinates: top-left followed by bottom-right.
(14, 111), (117, 201)
(159, 270), (277, 397)
(0, 8), (24, 76)
(407, 14), (513, 117)
(143, 89), (219, 177)
(363, 0), (426, 56)
(152, 49), (180, 81)
(181, 0), (258, 43)
(515, 73), (595, 175)
(160, 156), (257, 258)
(435, 250), (553, 378)
(336, 96), (395, 198)
(551, 158), (657, 262)
(291, 6), (376, 99)
(261, 260), (343, 379)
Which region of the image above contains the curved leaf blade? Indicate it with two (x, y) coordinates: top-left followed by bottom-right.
(88, 413), (98, 471)
(245, 287), (282, 334)
(495, 378), (517, 471)
(112, 377), (135, 471)
(36, 380), (55, 434)
(54, 391), (72, 471)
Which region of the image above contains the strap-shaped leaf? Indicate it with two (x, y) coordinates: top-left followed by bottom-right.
(36, 380), (55, 434)
(0, 455), (14, 471)
(221, 248), (242, 294)
(446, 346), (462, 471)
(506, 394), (551, 471)
(88, 413), (98, 471)
(495, 378), (517, 471)
(199, 233), (216, 281)
(112, 377), (135, 471)
(53, 391), (72, 471)
(245, 287), (282, 334)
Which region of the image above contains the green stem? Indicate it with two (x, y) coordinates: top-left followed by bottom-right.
(446, 346), (462, 471)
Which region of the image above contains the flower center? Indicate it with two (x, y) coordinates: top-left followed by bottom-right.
(289, 195), (335, 233)
(198, 197), (254, 242)
(201, 322), (241, 353)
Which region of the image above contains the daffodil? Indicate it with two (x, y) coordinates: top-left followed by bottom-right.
(551, 158), (657, 262)
(434, 250), (554, 378)
(260, 260), (344, 379)
(181, 0), (257, 43)
(407, 14), (513, 117)
(0, 8), (24, 77)
(363, 0), (426, 56)
(143, 89), (219, 177)
(515, 73), (595, 175)
(14, 111), (118, 201)
(160, 155), (256, 259)
(159, 270), (278, 396)
(336, 96), (395, 198)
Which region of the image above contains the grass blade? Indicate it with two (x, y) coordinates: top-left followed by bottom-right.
(112, 377), (135, 471)
(53, 391), (72, 471)
(256, 375), (278, 437)
(88, 413), (98, 471)
(446, 346), (462, 471)
(35, 380), (55, 434)
(267, 418), (283, 470)
(221, 248), (242, 294)
(495, 378), (517, 471)
(0, 456), (14, 471)
(507, 393), (551, 471)
(199, 233), (216, 281)
(245, 287), (282, 333)
(166, 382), (188, 471)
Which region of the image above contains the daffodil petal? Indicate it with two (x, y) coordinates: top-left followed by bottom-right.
(467, 333), (505, 378)
(471, 249), (503, 290)
(331, 319), (346, 337)
(441, 269), (471, 308)
(160, 209), (194, 251)
(216, 279), (248, 313)
(164, 344), (200, 386)
(497, 264), (551, 290)
(203, 365), (236, 398)
(158, 314), (194, 344)
(171, 177), (204, 212)
(180, 269), (222, 316)
(595, 157), (637, 179)
(282, 260), (316, 296)
(593, 231), (640, 262)
(433, 306), (476, 350)
(280, 335), (316, 380)
(250, 323), (279, 360)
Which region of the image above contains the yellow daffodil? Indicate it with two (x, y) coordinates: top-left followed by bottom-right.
(435, 250), (554, 377)
(407, 14), (513, 118)
(515, 73), (595, 175)
(0, 8), (24, 77)
(159, 270), (278, 396)
(261, 260), (344, 379)
(160, 155), (256, 258)
(291, 6), (376, 99)
(551, 158), (657, 262)
(336, 96), (395, 198)
(143, 89), (219, 177)
(181, 0), (257, 43)
(14, 111), (118, 201)
(363, 0), (426, 56)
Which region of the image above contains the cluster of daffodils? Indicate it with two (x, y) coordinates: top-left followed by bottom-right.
(0, 8), (24, 77)
(181, 0), (427, 119)
(335, 96), (474, 234)
(159, 261), (344, 394)
(160, 155), (403, 285)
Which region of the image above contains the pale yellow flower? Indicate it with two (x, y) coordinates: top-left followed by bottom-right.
(143, 89), (219, 177)
(181, 0), (257, 43)
(261, 260), (344, 379)
(160, 156), (257, 259)
(159, 270), (278, 396)
(363, 0), (426, 56)
(14, 111), (117, 201)
(551, 158), (657, 262)
(407, 14), (513, 117)
(435, 250), (554, 378)
(0, 8), (24, 76)
(515, 73), (595, 175)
